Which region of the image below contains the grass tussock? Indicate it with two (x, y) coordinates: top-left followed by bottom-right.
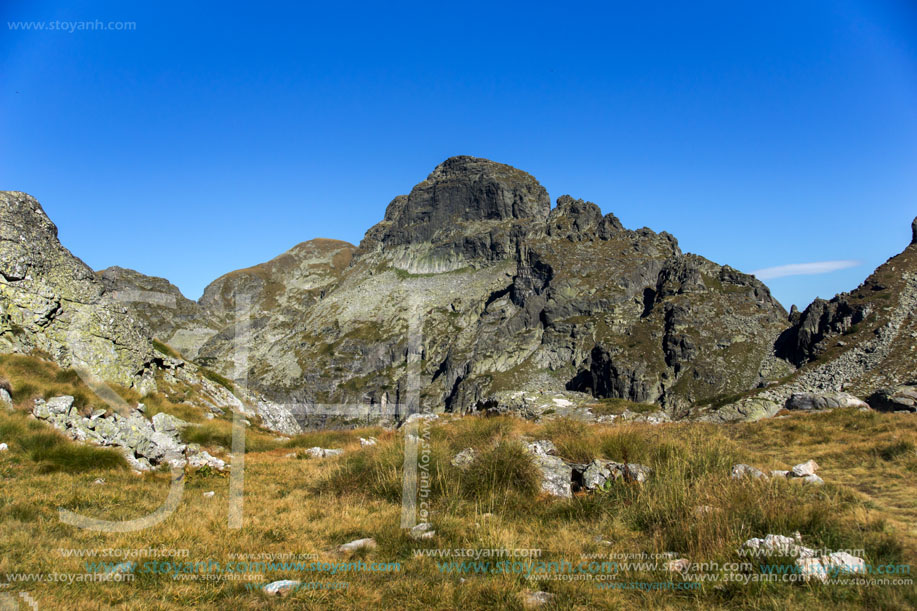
(0, 409), (127, 473)
(458, 439), (540, 501)
(0, 354), (108, 411)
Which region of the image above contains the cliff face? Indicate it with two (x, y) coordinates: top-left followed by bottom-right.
(0, 191), (156, 389)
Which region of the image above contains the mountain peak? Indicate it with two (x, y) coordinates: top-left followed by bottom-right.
(361, 156), (550, 250)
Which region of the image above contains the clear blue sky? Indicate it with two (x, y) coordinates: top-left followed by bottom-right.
(2, 1), (915, 309)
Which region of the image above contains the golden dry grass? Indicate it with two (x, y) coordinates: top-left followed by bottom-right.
(0, 407), (914, 609)
(1, 355), (915, 609)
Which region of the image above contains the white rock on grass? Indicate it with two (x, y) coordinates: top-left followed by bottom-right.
(305, 447), (344, 458)
(821, 551), (866, 575)
(523, 445), (573, 498)
(795, 557), (827, 582)
(451, 447), (476, 469)
(742, 534), (815, 558)
(203, 491), (215, 498)
(187, 451), (226, 471)
(262, 580), (301, 596)
(731, 463), (767, 479)
(522, 591), (555, 607)
(0, 443), (8, 452)
(359, 437), (378, 447)
(409, 522), (435, 540)
(337, 538), (377, 553)
(791, 460), (819, 477)
(801, 474), (825, 486)
(794, 552), (867, 582)
(581, 459), (653, 489)
(0, 387), (12, 409)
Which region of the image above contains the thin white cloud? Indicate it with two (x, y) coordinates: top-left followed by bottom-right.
(751, 260), (860, 280)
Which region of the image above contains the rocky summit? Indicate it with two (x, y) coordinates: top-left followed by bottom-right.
(2, 157), (916, 432)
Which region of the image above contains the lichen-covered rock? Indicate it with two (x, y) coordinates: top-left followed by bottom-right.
(187, 450), (225, 471)
(0, 191), (156, 388)
(786, 392), (868, 411)
(521, 440), (572, 497)
(530, 453), (573, 498)
(97, 266), (220, 362)
(524, 439), (557, 456)
(0, 386), (12, 410)
(31, 394), (222, 470)
(579, 459), (653, 489)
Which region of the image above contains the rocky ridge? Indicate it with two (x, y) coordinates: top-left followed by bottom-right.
(4, 158), (916, 431)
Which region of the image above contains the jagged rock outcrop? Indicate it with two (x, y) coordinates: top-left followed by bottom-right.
(360, 156), (549, 272)
(775, 295), (872, 366)
(0, 191), (156, 389)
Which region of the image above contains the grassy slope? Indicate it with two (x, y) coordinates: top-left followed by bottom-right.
(0, 404), (914, 609)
